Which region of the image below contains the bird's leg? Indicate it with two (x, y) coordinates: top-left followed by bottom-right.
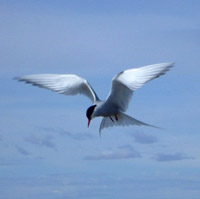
(115, 114), (118, 121)
(109, 116), (114, 123)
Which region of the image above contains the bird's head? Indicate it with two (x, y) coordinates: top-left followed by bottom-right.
(86, 105), (97, 127)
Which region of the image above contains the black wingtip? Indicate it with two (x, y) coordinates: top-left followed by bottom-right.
(13, 77), (19, 80)
(13, 77), (23, 81)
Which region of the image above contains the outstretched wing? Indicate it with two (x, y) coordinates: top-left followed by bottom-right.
(15, 74), (99, 103)
(99, 112), (159, 134)
(106, 62), (174, 112)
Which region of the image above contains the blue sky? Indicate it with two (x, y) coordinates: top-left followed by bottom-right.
(1, 1), (200, 198)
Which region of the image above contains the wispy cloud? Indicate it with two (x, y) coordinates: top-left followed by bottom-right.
(24, 134), (56, 149)
(0, 159), (23, 166)
(0, 162), (19, 166)
(85, 145), (141, 160)
(15, 145), (31, 156)
(153, 152), (194, 162)
(37, 126), (95, 141)
(129, 132), (158, 144)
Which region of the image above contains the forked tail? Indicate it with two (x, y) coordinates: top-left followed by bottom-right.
(99, 112), (160, 135)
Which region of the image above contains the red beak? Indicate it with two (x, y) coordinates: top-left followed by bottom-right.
(88, 118), (91, 127)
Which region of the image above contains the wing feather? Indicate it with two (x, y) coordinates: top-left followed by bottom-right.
(15, 74), (99, 103)
(106, 62), (174, 112)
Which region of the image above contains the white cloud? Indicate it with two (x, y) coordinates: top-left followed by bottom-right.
(38, 127), (95, 141)
(153, 152), (194, 162)
(24, 134), (56, 149)
(85, 145), (141, 160)
(130, 131), (158, 144)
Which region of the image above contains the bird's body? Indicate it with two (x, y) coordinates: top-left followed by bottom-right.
(16, 62), (174, 133)
(93, 100), (120, 117)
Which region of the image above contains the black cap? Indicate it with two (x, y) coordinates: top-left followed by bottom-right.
(86, 105), (97, 119)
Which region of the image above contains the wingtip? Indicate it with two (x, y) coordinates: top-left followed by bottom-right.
(13, 76), (21, 81)
(169, 61), (175, 66)
(151, 124), (164, 130)
(14, 75), (26, 81)
(164, 61), (175, 68)
(156, 61), (174, 67)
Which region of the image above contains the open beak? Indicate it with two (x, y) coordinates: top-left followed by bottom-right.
(88, 118), (91, 127)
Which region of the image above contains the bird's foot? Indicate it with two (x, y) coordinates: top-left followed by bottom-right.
(109, 116), (114, 123)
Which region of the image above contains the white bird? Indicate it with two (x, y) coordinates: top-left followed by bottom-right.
(16, 62), (174, 134)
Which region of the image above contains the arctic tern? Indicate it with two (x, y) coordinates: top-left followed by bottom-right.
(16, 62), (174, 133)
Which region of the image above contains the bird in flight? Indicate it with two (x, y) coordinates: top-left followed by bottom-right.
(16, 62), (174, 134)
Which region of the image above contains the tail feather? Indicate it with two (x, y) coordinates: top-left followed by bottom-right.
(99, 112), (160, 135)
